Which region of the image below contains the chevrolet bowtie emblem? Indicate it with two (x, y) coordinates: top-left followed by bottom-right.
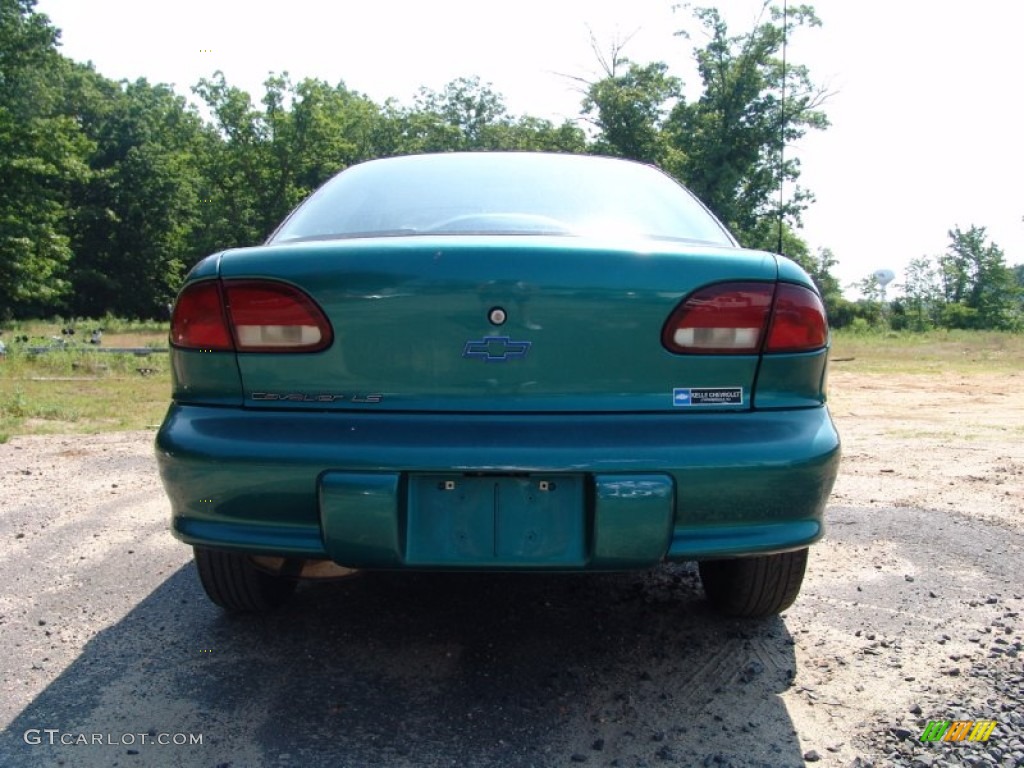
(463, 336), (532, 362)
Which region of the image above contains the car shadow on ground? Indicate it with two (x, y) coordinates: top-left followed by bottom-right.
(2, 562), (806, 768)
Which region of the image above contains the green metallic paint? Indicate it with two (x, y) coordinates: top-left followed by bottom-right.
(156, 403), (840, 565)
(592, 475), (675, 567)
(315, 472), (678, 570)
(320, 472), (403, 566)
(668, 520), (823, 560)
(405, 474), (587, 567)
(158, 235), (840, 572)
(170, 348), (243, 406)
(184, 252), (223, 280)
(175, 517), (324, 556)
(214, 236), (780, 413)
(753, 350), (830, 409)
(775, 254), (817, 287)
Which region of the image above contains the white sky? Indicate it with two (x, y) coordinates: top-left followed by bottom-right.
(36, 0), (1024, 293)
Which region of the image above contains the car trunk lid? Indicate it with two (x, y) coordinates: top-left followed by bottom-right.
(215, 236), (778, 413)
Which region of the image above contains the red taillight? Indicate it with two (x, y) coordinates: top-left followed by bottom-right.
(170, 281), (233, 350)
(170, 279), (333, 353)
(765, 283), (828, 353)
(662, 282), (827, 355)
(223, 280), (333, 352)
(662, 282), (774, 354)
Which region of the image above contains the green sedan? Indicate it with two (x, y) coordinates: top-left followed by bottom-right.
(156, 152), (840, 616)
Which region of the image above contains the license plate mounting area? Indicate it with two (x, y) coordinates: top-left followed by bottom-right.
(405, 474), (585, 567)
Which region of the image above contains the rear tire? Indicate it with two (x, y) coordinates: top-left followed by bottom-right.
(698, 548), (808, 618)
(193, 546), (297, 612)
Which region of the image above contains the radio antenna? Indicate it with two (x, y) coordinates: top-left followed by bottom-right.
(776, 0), (788, 255)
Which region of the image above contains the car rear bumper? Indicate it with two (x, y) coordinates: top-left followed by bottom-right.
(155, 404), (840, 567)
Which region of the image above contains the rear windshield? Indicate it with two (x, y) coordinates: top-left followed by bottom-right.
(269, 153), (735, 246)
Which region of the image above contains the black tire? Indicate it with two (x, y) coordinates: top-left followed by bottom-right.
(698, 548), (808, 618)
(193, 547), (297, 612)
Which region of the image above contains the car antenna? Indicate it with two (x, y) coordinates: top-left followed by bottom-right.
(776, 0), (788, 256)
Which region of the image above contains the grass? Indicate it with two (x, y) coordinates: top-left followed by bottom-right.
(0, 315), (169, 337)
(0, 320), (171, 443)
(829, 329), (1024, 374)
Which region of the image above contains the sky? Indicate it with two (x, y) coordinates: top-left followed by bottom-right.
(35, 0), (1024, 294)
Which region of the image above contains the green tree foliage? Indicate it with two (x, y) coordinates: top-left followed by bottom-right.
(193, 72), (395, 254)
(67, 69), (206, 317)
(289, 77), (386, 188)
(2, 0), (838, 319)
(899, 256), (942, 331)
(407, 76), (507, 151)
(400, 76), (585, 153)
(667, 4), (829, 245)
(484, 115), (588, 153)
(578, 3), (831, 242)
(189, 73), (587, 261)
(876, 227), (1021, 333)
(579, 3), (832, 280)
(192, 72), (278, 249)
(581, 58), (680, 164)
(0, 0), (88, 316)
(855, 273), (885, 303)
(937, 226), (1020, 330)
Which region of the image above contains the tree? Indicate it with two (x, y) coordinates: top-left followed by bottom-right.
(67, 71), (207, 317)
(666, 4), (830, 246)
(192, 71), (276, 249)
(899, 256), (941, 331)
(581, 59), (680, 164)
(405, 76), (508, 151)
(289, 77), (385, 189)
(937, 225), (1019, 329)
(400, 76), (586, 154)
(0, 0), (90, 316)
(855, 273), (884, 303)
(483, 115), (587, 153)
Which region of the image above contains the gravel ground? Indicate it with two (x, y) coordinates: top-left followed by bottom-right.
(0, 368), (1021, 768)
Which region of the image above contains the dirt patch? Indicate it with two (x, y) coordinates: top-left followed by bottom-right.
(787, 369), (1024, 766)
(828, 369), (1024, 529)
